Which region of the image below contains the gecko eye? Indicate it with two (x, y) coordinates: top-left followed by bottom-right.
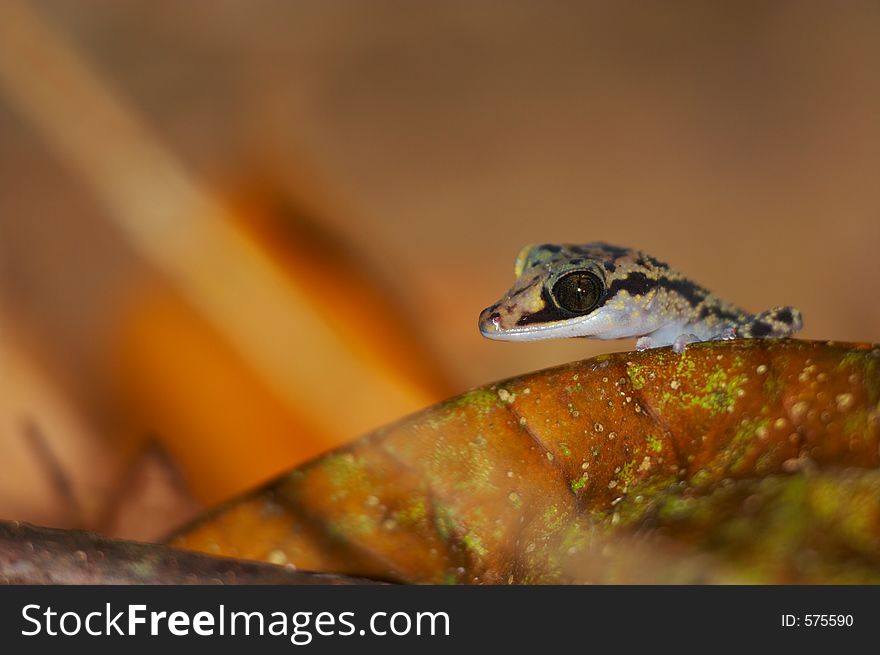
(551, 271), (604, 314)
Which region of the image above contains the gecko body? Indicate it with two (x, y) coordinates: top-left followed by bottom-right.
(479, 243), (802, 353)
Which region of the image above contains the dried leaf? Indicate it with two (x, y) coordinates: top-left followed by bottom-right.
(172, 339), (880, 583)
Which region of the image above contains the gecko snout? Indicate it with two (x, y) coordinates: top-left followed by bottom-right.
(478, 306), (502, 334)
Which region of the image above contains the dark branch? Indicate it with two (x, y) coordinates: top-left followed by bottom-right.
(0, 520), (383, 585)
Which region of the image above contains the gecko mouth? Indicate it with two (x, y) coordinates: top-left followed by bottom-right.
(479, 305), (601, 341)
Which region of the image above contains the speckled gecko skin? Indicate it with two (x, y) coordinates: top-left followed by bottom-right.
(479, 243), (803, 353)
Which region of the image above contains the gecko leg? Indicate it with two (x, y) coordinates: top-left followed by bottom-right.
(672, 333), (701, 354)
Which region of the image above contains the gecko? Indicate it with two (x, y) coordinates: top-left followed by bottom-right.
(479, 243), (803, 353)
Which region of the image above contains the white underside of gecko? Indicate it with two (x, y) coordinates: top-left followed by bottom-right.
(479, 243), (802, 353)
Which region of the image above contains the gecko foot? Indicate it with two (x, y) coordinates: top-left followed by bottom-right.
(712, 326), (739, 341)
(672, 333), (701, 354)
(635, 336), (655, 351)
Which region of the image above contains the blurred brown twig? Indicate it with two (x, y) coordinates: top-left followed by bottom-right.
(0, 520), (381, 585)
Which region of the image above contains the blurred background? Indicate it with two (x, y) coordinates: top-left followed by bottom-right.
(0, 0), (878, 540)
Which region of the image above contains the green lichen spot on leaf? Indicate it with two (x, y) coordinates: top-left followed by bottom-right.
(618, 460), (636, 487)
(674, 354), (697, 380)
(323, 452), (369, 502)
(626, 362), (648, 390)
(433, 503), (492, 559)
(541, 504), (566, 534)
(610, 474), (679, 527)
(570, 477), (587, 493)
(433, 503), (458, 542)
(559, 442), (572, 458)
(835, 351), (866, 374)
(435, 389), (499, 425)
(762, 374), (784, 400)
(646, 434), (664, 453)
(462, 532), (488, 558)
(699, 367), (748, 414)
(662, 364), (748, 415)
(690, 468), (713, 488)
(394, 497), (428, 527)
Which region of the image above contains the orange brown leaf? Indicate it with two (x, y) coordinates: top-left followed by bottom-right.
(171, 339), (880, 583)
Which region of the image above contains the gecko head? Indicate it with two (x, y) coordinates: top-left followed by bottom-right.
(479, 243), (635, 341)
